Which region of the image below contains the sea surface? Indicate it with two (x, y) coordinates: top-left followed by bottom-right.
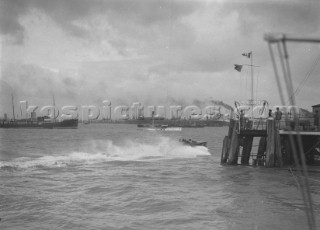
(0, 124), (319, 230)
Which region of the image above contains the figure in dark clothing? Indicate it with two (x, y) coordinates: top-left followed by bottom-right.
(314, 110), (319, 129)
(240, 110), (245, 129)
(275, 107), (282, 129)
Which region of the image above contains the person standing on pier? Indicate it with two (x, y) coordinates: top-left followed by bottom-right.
(268, 109), (273, 118)
(240, 110), (245, 129)
(275, 107), (282, 129)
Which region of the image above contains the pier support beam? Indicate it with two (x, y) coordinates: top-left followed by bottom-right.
(266, 119), (275, 167)
(275, 129), (283, 167)
(227, 119), (240, 165)
(220, 136), (229, 164)
(228, 119), (236, 139)
(241, 136), (253, 165)
(257, 137), (267, 166)
(221, 119), (236, 164)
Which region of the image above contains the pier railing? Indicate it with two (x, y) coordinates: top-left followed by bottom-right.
(239, 116), (319, 132)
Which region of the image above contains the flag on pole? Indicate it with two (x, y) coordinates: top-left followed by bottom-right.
(242, 52), (252, 58)
(234, 64), (243, 72)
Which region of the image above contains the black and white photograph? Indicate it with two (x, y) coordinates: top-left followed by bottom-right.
(0, 0), (320, 229)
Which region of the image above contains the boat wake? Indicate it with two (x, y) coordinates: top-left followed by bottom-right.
(0, 137), (210, 170)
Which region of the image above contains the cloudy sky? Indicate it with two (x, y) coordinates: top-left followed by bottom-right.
(0, 0), (320, 117)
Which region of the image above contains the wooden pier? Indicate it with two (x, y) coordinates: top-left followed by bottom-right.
(221, 118), (320, 167)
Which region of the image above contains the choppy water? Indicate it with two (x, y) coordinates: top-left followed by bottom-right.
(0, 124), (319, 230)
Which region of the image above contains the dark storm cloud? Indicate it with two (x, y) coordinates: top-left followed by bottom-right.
(0, 0), (29, 43)
(222, 1), (320, 35)
(0, 0), (198, 43)
(2, 0), (319, 110)
(169, 1), (320, 74)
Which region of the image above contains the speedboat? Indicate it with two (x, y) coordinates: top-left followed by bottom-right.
(140, 124), (182, 131)
(179, 138), (207, 147)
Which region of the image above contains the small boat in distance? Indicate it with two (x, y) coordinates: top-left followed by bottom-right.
(145, 125), (182, 131)
(42, 118), (78, 129)
(137, 124), (156, 128)
(138, 112), (182, 131)
(179, 138), (207, 147)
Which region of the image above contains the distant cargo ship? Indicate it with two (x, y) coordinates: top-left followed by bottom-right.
(0, 95), (78, 129)
(0, 117), (78, 129)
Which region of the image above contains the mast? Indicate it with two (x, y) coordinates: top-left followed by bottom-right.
(19, 103), (22, 119)
(250, 51), (253, 103)
(109, 102), (112, 120)
(11, 94), (16, 121)
(236, 51), (259, 117)
(52, 95), (56, 123)
(250, 51), (254, 117)
(265, 33), (320, 230)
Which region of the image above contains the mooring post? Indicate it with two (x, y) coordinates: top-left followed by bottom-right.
(221, 119), (236, 164)
(265, 118), (275, 167)
(220, 136), (229, 164)
(228, 119), (235, 139)
(227, 119), (240, 165)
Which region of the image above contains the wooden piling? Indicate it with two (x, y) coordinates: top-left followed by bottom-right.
(282, 137), (291, 165)
(274, 129), (283, 167)
(228, 119), (235, 139)
(265, 119), (275, 167)
(220, 136), (229, 164)
(241, 136), (253, 165)
(227, 119), (240, 165)
(220, 118), (236, 164)
(257, 137), (267, 166)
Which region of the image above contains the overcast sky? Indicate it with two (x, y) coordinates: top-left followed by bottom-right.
(1, 0), (320, 116)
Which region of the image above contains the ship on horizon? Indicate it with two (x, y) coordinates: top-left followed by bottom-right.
(0, 116), (78, 129)
(0, 95), (78, 129)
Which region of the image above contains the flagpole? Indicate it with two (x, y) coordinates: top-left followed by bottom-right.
(237, 52), (259, 118)
(11, 94), (16, 121)
(250, 51), (254, 118)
